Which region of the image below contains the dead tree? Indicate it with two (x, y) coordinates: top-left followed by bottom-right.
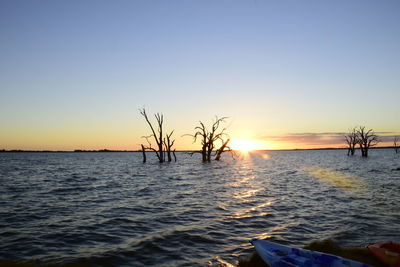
(164, 130), (176, 162)
(140, 108), (164, 162)
(187, 117), (230, 162)
(357, 126), (378, 157)
(188, 121), (208, 162)
(173, 150), (177, 161)
(345, 127), (358, 156)
(141, 144), (146, 163)
(215, 138), (232, 161)
(394, 136), (399, 154)
(139, 108), (175, 163)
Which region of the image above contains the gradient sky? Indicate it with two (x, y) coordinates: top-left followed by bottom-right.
(1, 0), (399, 150)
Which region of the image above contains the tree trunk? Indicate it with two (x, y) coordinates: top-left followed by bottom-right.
(206, 150), (212, 162)
(206, 142), (213, 162)
(215, 139), (230, 161)
(155, 145), (163, 163)
(173, 149), (177, 162)
(166, 149), (172, 162)
(360, 146), (368, 157)
(141, 144), (146, 163)
(201, 145), (207, 162)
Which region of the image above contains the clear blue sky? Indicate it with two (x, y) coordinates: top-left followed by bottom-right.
(1, 0), (399, 150)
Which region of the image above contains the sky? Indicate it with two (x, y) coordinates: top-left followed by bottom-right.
(1, 0), (399, 151)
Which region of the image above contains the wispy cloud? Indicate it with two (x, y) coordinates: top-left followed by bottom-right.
(261, 132), (400, 148)
(378, 135), (400, 143)
(264, 133), (346, 146)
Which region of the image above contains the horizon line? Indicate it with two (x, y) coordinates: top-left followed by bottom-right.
(1, 146), (397, 153)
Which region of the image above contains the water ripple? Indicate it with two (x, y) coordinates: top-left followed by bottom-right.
(1, 150), (399, 266)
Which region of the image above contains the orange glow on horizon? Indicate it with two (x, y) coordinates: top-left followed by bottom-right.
(230, 139), (258, 152)
(1, 127), (397, 151)
(229, 139), (276, 152)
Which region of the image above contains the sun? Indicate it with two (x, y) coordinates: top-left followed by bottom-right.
(230, 139), (259, 152)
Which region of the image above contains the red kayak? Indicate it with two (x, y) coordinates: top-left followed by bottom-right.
(367, 242), (400, 267)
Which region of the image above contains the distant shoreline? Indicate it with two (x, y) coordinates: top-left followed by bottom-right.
(0, 147), (397, 153)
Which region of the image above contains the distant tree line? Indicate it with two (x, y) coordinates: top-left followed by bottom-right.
(139, 108), (233, 163)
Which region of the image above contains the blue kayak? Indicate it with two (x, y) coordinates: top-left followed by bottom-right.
(251, 239), (373, 267)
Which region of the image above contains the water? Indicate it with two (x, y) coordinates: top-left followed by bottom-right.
(1, 150), (399, 266)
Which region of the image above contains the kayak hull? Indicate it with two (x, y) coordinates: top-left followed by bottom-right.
(367, 242), (400, 267)
(251, 239), (372, 267)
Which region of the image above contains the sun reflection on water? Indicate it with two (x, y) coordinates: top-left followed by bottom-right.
(232, 200), (273, 219)
(233, 188), (261, 200)
(261, 153), (271, 160)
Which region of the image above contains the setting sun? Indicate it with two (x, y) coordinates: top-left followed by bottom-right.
(230, 139), (259, 152)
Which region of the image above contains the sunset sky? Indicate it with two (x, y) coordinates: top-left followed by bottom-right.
(1, 0), (399, 151)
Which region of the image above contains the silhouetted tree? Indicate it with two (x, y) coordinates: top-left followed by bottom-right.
(357, 126), (378, 157)
(141, 144), (147, 163)
(215, 138), (232, 161)
(345, 127), (358, 156)
(187, 116), (231, 162)
(139, 108), (176, 163)
(194, 121), (208, 162)
(394, 136), (399, 154)
(164, 130), (176, 162)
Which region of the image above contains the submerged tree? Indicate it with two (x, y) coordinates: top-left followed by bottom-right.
(141, 144), (147, 163)
(394, 136), (399, 154)
(139, 108), (176, 163)
(215, 138), (232, 161)
(345, 127), (358, 156)
(357, 126), (378, 157)
(186, 116), (232, 162)
(164, 130), (177, 162)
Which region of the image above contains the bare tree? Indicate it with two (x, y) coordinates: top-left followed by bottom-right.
(164, 130), (176, 162)
(394, 136), (399, 154)
(345, 127), (358, 156)
(187, 116), (231, 162)
(215, 138), (232, 161)
(139, 108), (176, 163)
(141, 144), (146, 163)
(188, 121), (208, 162)
(357, 126), (378, 157)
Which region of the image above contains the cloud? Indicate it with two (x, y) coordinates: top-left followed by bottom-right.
(260, 132), (400, 147)
(265, 133), (345, 146)
(378, 135), (400, 143)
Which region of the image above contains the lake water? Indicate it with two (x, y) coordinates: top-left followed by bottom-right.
(1, 150), (399, 266)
